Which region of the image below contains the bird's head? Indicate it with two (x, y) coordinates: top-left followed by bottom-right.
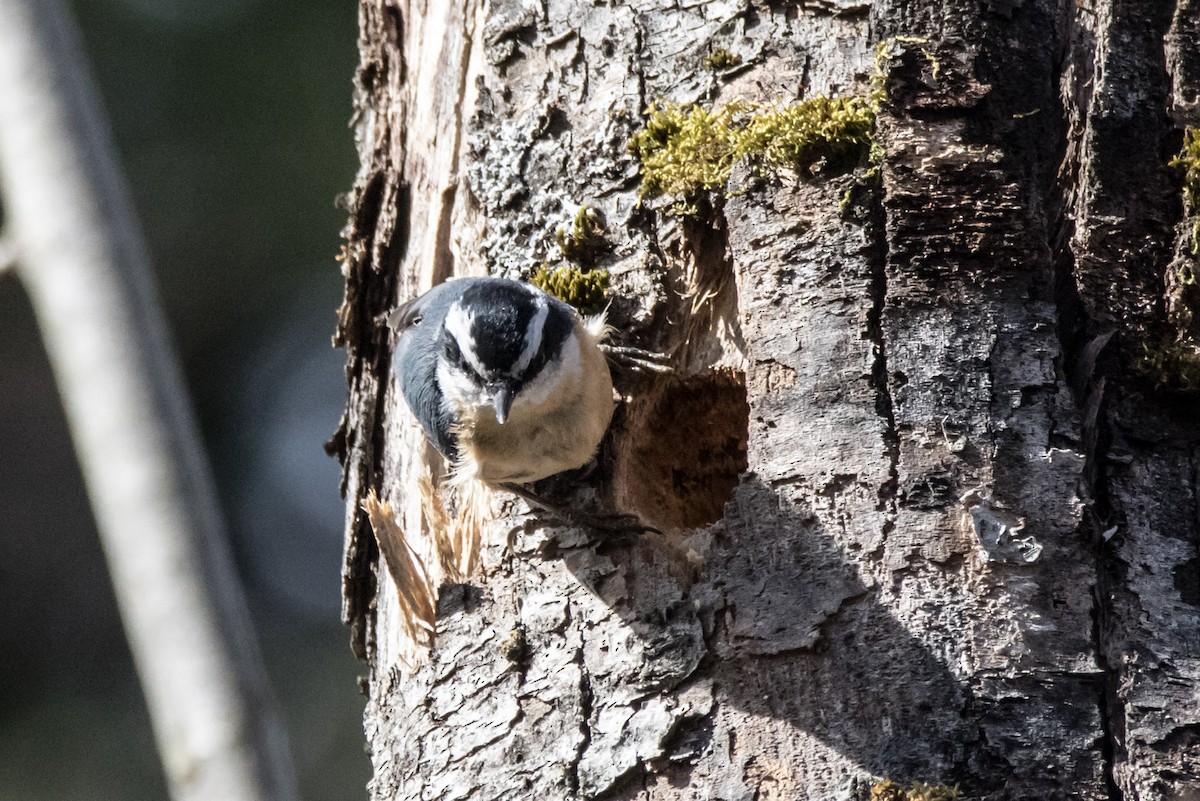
(437, 281), (575, 424)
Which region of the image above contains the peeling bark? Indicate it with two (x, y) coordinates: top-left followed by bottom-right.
(336, 1), (1200, 799)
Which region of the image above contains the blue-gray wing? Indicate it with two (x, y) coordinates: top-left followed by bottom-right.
(388, 280), (478, 459)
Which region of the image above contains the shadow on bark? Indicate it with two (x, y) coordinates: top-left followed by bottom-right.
(716, 480), (972, 783)
(548, 476), (986, 797)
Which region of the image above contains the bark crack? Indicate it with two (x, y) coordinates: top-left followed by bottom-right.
(1058, 147), (1126, 801)
(446, 712), (524, 766)
(632, 13), (646, 117)
(1076, 259), (1126, 801)
(1191, 446), (1200, 544)
(1050, 5), (1129, 791)
(1092, 584), (1126, 801)
(1063, 157), (1126, 801)
(867, 189), (899, 542)
(430, 5), (480, 285)
(568, 602), (593, 797)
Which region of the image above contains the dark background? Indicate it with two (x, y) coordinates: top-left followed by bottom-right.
(0, 1), (368, 798)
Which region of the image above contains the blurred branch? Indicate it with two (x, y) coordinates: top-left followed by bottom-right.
(0, 3), (300, 801)
(0, 232), (13, 274)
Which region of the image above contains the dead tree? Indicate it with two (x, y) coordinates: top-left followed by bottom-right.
(332, 1), (1200, 798)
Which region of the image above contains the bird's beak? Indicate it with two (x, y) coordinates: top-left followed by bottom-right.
(492, 383), (514, 425)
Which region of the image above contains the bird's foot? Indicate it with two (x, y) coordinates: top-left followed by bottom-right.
(498, 482), (662, 536)
(600, 344), (674, 375)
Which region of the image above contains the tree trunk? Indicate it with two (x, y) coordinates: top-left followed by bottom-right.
(333, 1), (1200, 799)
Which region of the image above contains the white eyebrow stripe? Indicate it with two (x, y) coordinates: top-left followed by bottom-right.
(444, 301), (487, 376)
(513, 296), (549, 375)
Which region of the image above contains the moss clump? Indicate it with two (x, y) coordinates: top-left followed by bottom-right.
(871, 35), (938, 104)
(1163, 128), (1200, 371)
(627, 96), (876, 211)
(738, 96), (875, 176)
(530, 264), (609, 315)
(627, 37), (946, 212)
(1171, 127), (1200, 253)
(1169, 261), (1198, 333)
(1171, 127), (1200, 210)
(870, 780), (960, 801)
(704, 48), (742, 71)
(627, 103), (743, 201)
(1139, 341), (1200, 392)
(555, 205), (609, 266)
(870, 39), (902, 106)
(499, 627), (527, 664)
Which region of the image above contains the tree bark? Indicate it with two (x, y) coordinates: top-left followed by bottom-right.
(334, 1), (1200, 799)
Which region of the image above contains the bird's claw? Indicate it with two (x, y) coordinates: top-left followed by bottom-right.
(498, 482), (661, 536)
(600, 344), (674, 375)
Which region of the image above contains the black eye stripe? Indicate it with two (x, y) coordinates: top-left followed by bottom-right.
(444, 338), (472, 371)
(524, 348), (550, 380)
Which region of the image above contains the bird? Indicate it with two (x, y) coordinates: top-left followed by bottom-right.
(388, 277), (615, 487)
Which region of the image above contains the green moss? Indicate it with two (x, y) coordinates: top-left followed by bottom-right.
(555, 205), (609, 266)
(535, 205), (610, 313)
(499, 627), (527, 664)
(1165, 129), (1200, 359)
(1172, 127), (1200, 209)
(870, 40), (900, 106)
(1180, 262), (1198, 287)
(1170, 127), (1200, 253)
(873, 35), (937, 91)
(530, 264), (609, 315)
(1138, 341), (1200, 392)
(869, 35), (943, 125)
(627, 96), (877, 211)
(627, 102), (743, 203)
(626, 37), (948, 213)
(738, 96), (875, 176)
(870, 780), (960, 801)
(704, 48), (742, 71)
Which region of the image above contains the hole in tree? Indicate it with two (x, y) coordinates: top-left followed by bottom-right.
(612, 370), (749, 530)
